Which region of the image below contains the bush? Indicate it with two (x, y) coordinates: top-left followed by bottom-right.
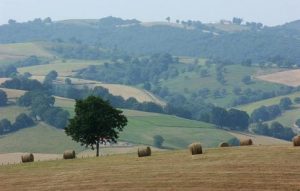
(13, 113), (34, 130)
(0, 89), (8, 106)
(153, 135), (164, 148)
(279, 97), (292, 110)
(294, 97), (300, 104)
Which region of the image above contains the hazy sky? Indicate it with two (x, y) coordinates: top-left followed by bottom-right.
(0, 0), (300, 26)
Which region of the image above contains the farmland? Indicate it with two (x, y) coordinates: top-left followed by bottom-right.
(161, 64), (282, 107)
(1, 145), (299, 191)
(256, 69), (300, 87)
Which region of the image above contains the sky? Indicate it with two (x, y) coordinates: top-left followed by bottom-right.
(0, 0), (300, 26)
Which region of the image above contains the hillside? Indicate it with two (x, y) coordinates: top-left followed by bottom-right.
(0, 42), (53, 64)
(1, 145), (299, 190)
(1, 17), (300, 63)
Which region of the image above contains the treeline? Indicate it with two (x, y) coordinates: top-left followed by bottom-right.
(17, 91), (69, 129)
(250, 97), (293, 123)
(0, 113), (34, 135)
(76, 53), (180, 85)
(251, 121), (295, 141)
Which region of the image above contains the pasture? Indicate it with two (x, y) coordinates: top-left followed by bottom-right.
(0, 145), (299, 190)
(161, 64), (282, 107)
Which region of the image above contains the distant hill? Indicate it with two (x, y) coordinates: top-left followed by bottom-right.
(1, 17), (300, 63)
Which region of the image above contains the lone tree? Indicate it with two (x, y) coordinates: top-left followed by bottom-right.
(65, 96), (127, 157)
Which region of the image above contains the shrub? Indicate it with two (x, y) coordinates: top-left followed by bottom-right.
(153, 135), (164, 148)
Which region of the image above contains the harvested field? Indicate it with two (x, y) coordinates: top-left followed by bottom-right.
(1, 146), (300, 190)
(256, 69), (300, 87)
(228, 131), (290, 145)
(0, 153), (60, 165)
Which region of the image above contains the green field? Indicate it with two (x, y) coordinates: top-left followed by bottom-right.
(0, 99), (235, 153)
(0, 123), (85, 153)
(18, 59), (105, 76)
(0, 42), (53, 64)
(0, 105), (29, 122)
(237, 91), (300, 113)
(161, 64), (282, 107)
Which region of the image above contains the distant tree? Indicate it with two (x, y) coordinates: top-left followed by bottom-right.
(295, 119), (300, 127)
(210, 107), (228, 128)
(250, 122), (269, 135)
(166, 17), (171, 23)
(65, 78), (72, 85)
(153, 135), (164, 148)
(8, 19), (16, 25)
(65, 96), (128, 157)
(200, 69), (209, 77)
(0, 119), (12, 134)
(233, 86), (242, 95)
(232, 17), (243, 25)
(226, 108), (249, 131)
(242, 75), (252, 85)
(0, 89), (8, 106)
(294, 97), (300, 104)
(176, 19), (180, 24)
(23, 72), (32, 79)
(250, 106), (270, 123)
(279, 97), (292, 110)
(13, 113), (34, 130)
(44, 70), (58, 83)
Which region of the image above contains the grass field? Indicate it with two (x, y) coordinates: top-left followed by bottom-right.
(161, 64), (282, 107)
(0, 105), (28, 122)
(0, 123), (85, 154)
(1, 145), (300, 190)
(18, 59), (105, 76)
(0, 42), (53, 64)
(236, 91), (300, 113)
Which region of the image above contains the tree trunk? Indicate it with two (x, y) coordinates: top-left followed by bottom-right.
(96, 140), (100, 157)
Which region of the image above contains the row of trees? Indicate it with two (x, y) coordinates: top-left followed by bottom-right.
(250, 97), (292, 123)
(250, 121), (295, 141)
(17, 91), (69, 129)
(0, 113), (34, 135)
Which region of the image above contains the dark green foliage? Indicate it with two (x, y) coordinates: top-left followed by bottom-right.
(2, 17), (300, 64)
(153, 135), (164, 148)
(250, 105), (282, 123)
(13, 113), (34, 130)
(242, 75), (252, 85)
(226, 109), (249, 131)
(294, 97), (300, 104)
(17, 91), (68, 129)
(14, 55), (44, 67)
(251, 121), (295, 141)
(227, 137), (240, 146)
(77, 53), (178, 85)
(0, 89), (8, 106)
(0, 65), (17, 77)
(210, 107), (228, 128)
(296, 119), (300, 127)
(0, 119), (12, 134)
(1, 77), (44, 91)
(279, 97), (292, 110)
(43, 70), (58, 85)
(65, 96), (127, 156)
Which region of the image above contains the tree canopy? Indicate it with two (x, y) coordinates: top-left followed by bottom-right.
(65, 96), (127, 156)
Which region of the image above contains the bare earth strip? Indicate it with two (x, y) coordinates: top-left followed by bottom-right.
(256, 69), (300, 87)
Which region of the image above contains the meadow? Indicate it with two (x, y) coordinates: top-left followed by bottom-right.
(161, 64), (282, 107)
(0, 145), (299, 190)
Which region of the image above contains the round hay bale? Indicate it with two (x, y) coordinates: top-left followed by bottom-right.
(188, 143), (202, 155)
(240, 139), (253, 146)
(63, 150), (76, 159)
(219, 142), (229, 147)
(292, 136), (300, 146)
(137, 146), (151, 157)
(21, 153), (34, 163)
